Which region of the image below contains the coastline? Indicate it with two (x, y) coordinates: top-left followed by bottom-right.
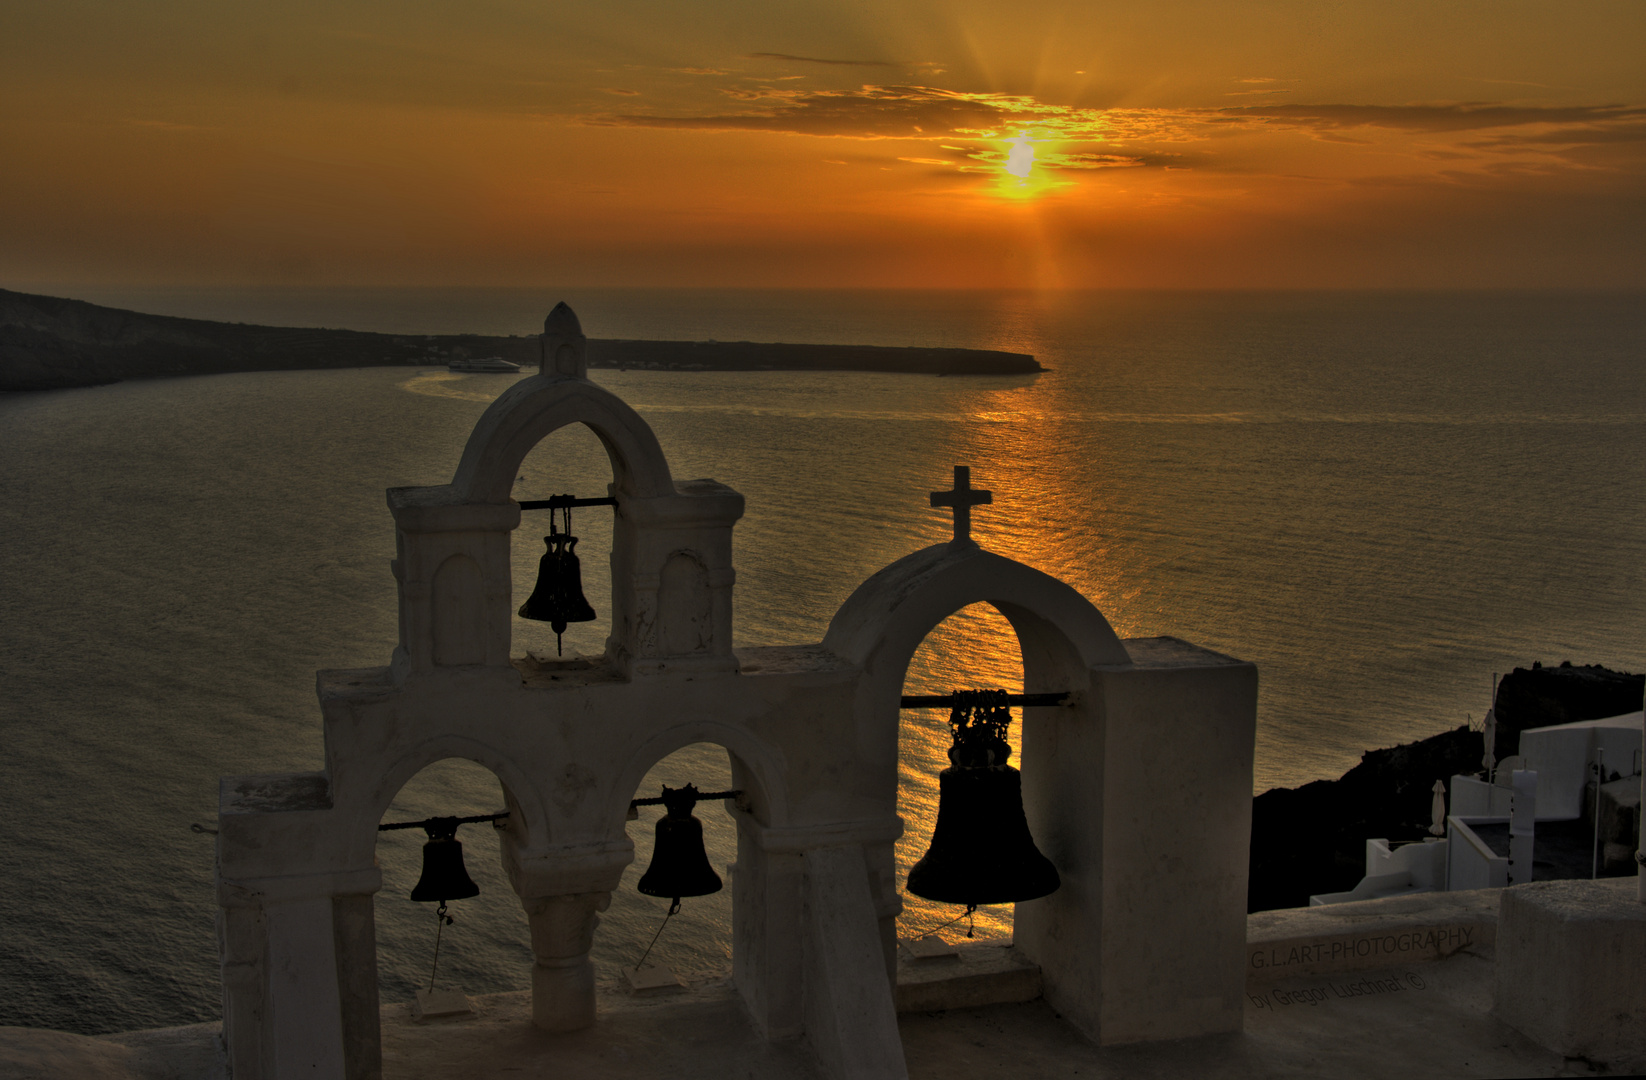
(1248, 662), (1644, 911)
(0, 289), (1042, 391)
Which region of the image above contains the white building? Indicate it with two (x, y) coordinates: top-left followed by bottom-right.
(1312, 711), (1643, 905)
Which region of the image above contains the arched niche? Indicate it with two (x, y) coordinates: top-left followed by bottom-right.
(894, 601), (1026, 942)
(342, 735), (554, 870)
(601, 723), (792, 1026)
(371, 754), (534, 1010)
(510, 422), (621, 661)
(822, 541), (1127, 981)
(601, 739), (741, 987)
(432, 554), (486, 666)
(656, 550), (713, 658)
(824, 538), (1257, 1048)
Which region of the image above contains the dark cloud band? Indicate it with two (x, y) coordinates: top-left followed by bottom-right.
(745, 52), (897, 67)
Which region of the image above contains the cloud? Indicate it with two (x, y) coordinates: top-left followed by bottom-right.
(584, 86), (1646, 182)
(588, 85), (1116, 141)
(746, 52), (897, 67)
(1213, 103), (1646, 134)
(592, 85), (1645, 145)
(1467, 122), (1646, 148)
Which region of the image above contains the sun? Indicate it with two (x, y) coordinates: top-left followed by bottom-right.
(992, 133), (1072, 201)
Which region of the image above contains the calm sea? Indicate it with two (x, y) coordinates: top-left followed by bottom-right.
(1, 287), (1642, 1034)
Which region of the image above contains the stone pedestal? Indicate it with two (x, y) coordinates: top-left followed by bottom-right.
(1494, 877), (1646, 1068)
(523, 892), (610, 1031)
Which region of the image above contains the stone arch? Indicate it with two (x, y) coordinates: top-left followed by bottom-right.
(823, 542), (1127, 774)
(449, 377), (675, 505)
(609, 721), (790, 836)
(341, 735), (554, 869)
(822, 540), (1128, 977)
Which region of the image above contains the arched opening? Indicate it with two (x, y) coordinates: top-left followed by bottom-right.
(591, 742), (738, 989)
(511, 422), (618, 661)
(373, 757), (529, 1007)
(897, 602), (1027, 944)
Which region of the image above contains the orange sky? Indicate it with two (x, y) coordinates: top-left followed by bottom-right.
(2, 1), (1642, 289)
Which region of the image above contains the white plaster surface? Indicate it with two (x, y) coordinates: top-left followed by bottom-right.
(1247, 887), (1498, 979)
(1518, 716), (1643, 820)
(1448, 815), (1512, 891)
(894, 939), (1041, 1013)
(11, 939), (1593, 1080)
(801, 845), (908, 1079)
(210, 306), (1263, 1078)
(263, 898), (344, 1079)
(1495, 877), (1646, 1067)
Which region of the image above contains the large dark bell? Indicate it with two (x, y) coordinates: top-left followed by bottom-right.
(636, 786), (722, 902)
(518, 533), (597, 641)
(410, 836), (481, 903)
(906, 764), (1060, 907)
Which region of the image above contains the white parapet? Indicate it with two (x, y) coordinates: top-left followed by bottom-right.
(1308, 837), (1449, 906)
(1517, 715), (1642, 820)
(1446, 816), (1510, 892)
(1495, 878), (1646, 1067)
(1449, 775), (1514, 818)
(1508, 769), (1537, 885)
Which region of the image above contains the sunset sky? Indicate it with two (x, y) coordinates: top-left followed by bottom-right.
(3, 1), (1642, 289)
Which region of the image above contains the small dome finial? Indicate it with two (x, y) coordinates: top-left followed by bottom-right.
(544, 301), (582, 338)
(540, 302), (587, 378)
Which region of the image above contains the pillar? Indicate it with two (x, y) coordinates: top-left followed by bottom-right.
(523, 891), (611, 1031)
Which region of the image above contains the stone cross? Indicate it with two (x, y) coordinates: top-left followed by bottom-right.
(930, 465), (992, 546)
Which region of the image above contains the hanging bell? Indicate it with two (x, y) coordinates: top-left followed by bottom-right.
(636, 784), (723, 903)
(906, 690), (1060, 907)
(409, 818), (481, 903)
(518, 511), (597, 654)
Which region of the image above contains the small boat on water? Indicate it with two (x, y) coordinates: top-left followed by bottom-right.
(448, 357), (522, 374)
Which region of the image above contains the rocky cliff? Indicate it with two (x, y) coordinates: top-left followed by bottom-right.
(1248, 661), (1644, 911)
(0, 289), (1042, 391)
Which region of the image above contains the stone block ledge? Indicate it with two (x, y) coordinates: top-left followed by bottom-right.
(1495, 877), (1646, 1068)
(1246, 887), (1500, 981)
(894, 939), (1041, 1014)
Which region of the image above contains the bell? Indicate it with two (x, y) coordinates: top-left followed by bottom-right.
(906, 691), (1060, 907)
(409, 819), (481, 903)
(636, 784), (723, 903)
(518, 525), (596, 654)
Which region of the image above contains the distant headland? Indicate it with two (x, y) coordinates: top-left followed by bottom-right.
(0, 289), (1042, 391)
